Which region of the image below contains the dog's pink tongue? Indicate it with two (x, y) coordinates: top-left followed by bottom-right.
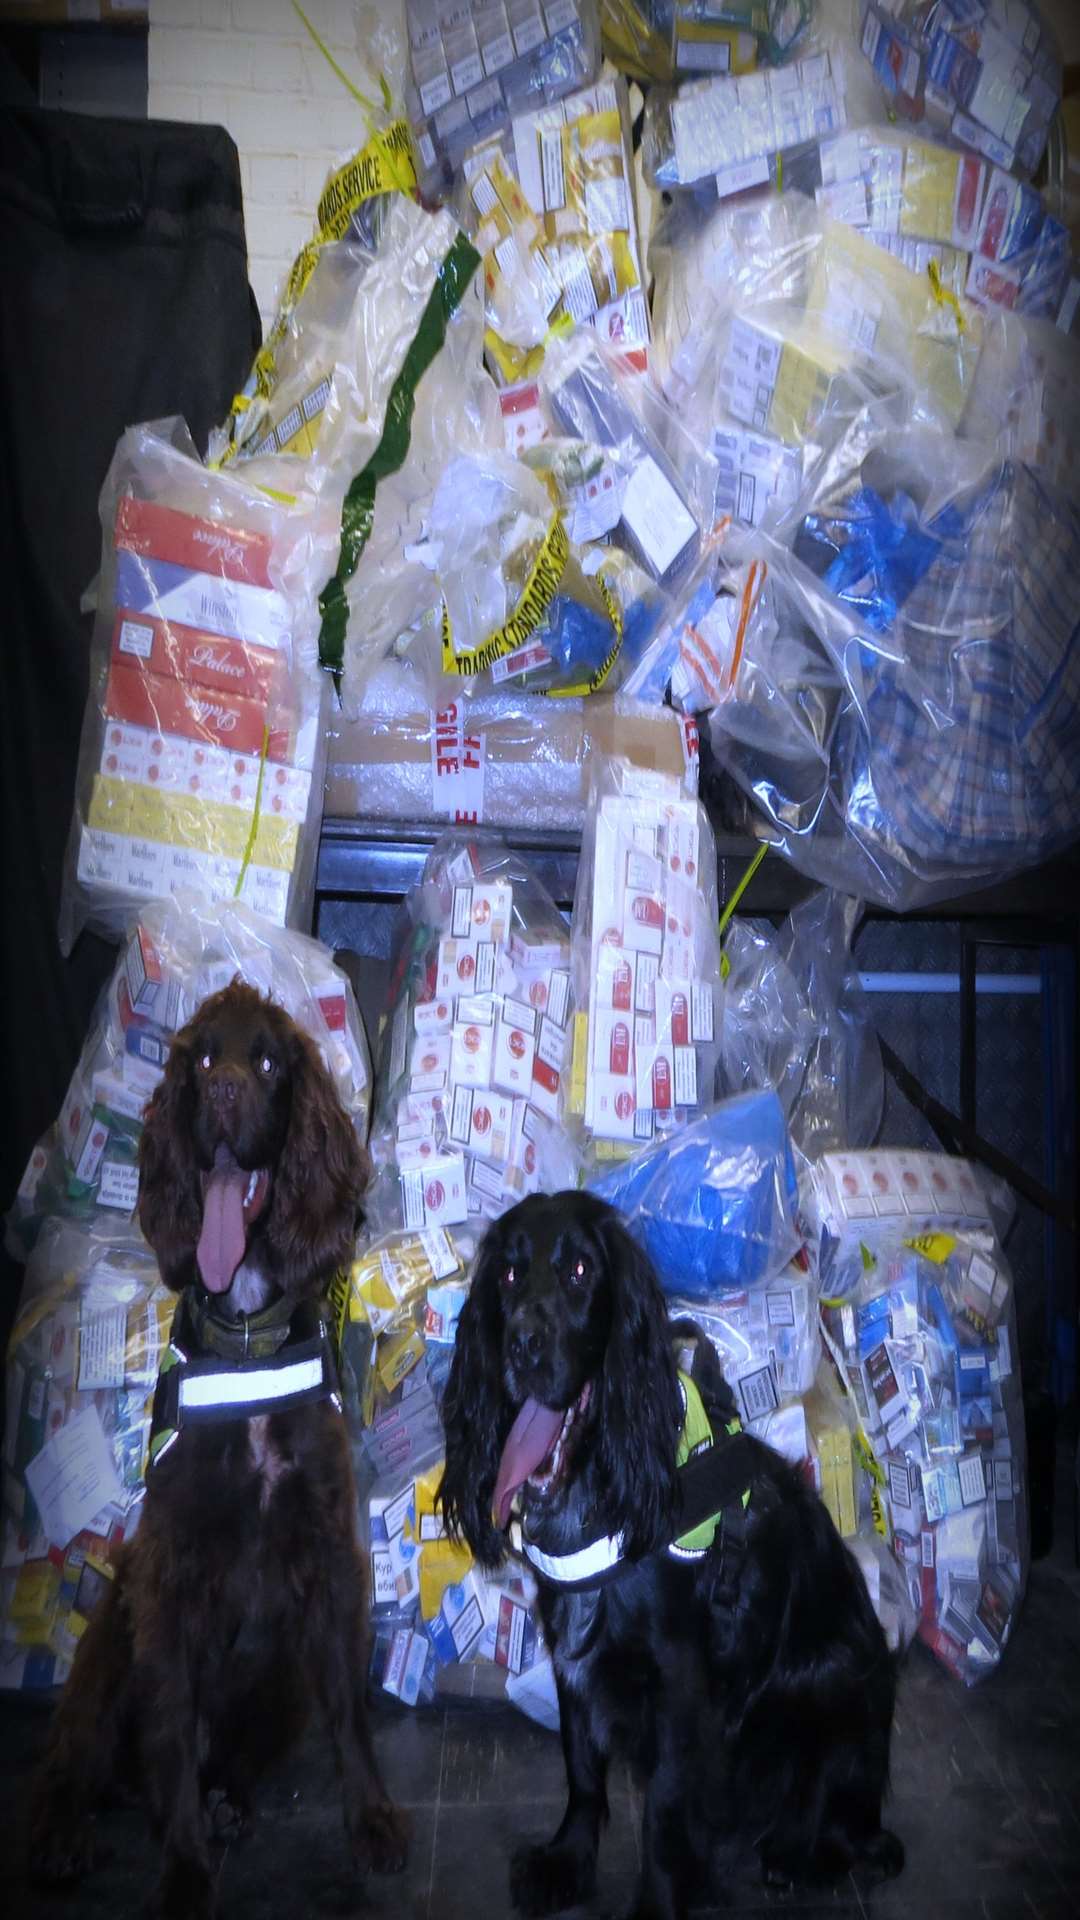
(492, 1398), (566, 1529)
(197, 1163), (248, 1294)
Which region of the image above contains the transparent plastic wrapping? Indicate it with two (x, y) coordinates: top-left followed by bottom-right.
(209, 116), (423, 485)
(405, 0), (602, 198)
(964, 307), (1080, 497)
(668, 1248), (818, 1408)
(59, 421), (337, 953)
(642, 43), (849, 191)
(323, 665), (695, 830)
(819, 1190), (1029, 1684)
(804, 1356), (919, 1652)
(857, 0), (1062, 184)
(366, 832), (580, 1237)
(395, 449), (627, 699)
(334, 1225), (476, 1490)
(808, 1148), (1015, 1297)
(718, 889), (883, 1158)
(536, 330), (718, 589)
(653, 197), (983, 559)
(810, 126), (1073, 320)
(589, 1089), (801, 1296)
(600, 0), (677, 82)
(8, 898), (372, 1263)
(670, 3), (773, 78)
(460, 74), (648, 380)
(0, 1220), (170, 1690)
(213, 192), (495, 524)
(569, 749), (727, 1171)
(707, 444), (1080, 911)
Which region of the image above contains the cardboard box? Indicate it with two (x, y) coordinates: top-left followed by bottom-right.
(324, 673), (696, 830)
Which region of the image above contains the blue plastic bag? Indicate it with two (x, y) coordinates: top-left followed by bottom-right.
(589, 1089), (800, 1298)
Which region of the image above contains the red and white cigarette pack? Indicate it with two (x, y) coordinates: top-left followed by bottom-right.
(370, 837), (581, 1234)
(62, 422), (328, 951)
(578, 764), (720, 1154)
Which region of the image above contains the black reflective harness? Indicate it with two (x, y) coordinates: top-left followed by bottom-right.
(513, 1373), (755, 1594)
(148, 1288), (341, 1472)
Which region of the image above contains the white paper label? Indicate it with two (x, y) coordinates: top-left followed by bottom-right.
(97, 1159), (139, 1214)
(24, 1406), (123, 1547)
(77, 1306), (128, 1390)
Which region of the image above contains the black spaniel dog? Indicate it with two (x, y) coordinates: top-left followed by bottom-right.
(440, 1190), (902, 1920)
(31, 981), (407, 1919)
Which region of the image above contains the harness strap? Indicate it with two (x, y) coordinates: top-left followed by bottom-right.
(148, 1293), (340, 1470)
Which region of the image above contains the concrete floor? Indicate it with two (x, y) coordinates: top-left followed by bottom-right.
(2, 1451), (1078, 1920)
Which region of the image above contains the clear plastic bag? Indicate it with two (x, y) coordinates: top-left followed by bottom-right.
(537, 331), (717, 588)
(405, 0), (603, 199)
(590, 1089), (801, 1296)
(460, 74), (648, 381)
(213, 192), (495, 521)
(667, 1247), (818, 1404)
(670, 1), (798, 77)
(366, 831), (580, 1236)
(569, 749), (726, 1169)
(59, 420), (338, 952)
(323, 665), (695, 830)
(817, 1179), (1029, 1683)
(397, 447), (632, 699)
(652, 194), (983, 557)
(0, 1219), (170, 1689)
(334, 1225), (476, 1488)
(808, 1147), (1014, 1298)
(857, 0), (1062, 184)
(810, 126), (1073, 321)
(642, 42), (849, 192)
(718, 889), (883, 1158)
(8, 897), (372, 1263)
(707, 442), (1080, 910)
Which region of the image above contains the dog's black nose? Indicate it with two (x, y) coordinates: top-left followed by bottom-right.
(509, 1317), (545, 1369)
(209, 1071), (240, 1107)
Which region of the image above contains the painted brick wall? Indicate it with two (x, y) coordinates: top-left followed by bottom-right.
(148, 0), (386, 329)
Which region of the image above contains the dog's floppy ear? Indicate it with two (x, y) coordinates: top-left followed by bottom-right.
(592, 1210), (682, 1561)
(439, 1232), (514, 1568)
(265, 1022), (370, 1293)
(138, 1027), (204, 1292)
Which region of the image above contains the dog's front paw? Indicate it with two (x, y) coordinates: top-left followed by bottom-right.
(28, 1804), (96, 1885)
(146, 1858), (215, 1920)
(352, 1799), (410, 1875)
(510, 1838), (598, 1917)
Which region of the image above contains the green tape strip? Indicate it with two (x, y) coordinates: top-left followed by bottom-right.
(317, 230), (481, 688)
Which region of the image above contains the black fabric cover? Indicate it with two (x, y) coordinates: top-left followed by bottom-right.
(0, 106), (260, 1283)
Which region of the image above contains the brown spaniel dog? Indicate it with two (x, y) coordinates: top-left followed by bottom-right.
(30, 981), (407, 1919)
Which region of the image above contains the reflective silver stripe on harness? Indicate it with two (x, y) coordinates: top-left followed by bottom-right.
(511, 1520), (705, 1584)
(178, 1354), (326, 1414)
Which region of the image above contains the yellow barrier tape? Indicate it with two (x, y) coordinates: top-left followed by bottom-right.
(927, 256), (967, 332)
(234, 724), (270, 898)
(441, 514), (570, 677)
(718, 840), (768, 940)
(219, 115), (417, 462)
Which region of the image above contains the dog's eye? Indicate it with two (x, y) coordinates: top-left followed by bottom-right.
(258, 1054), (276, 1076)
(198, 1051), (213, 1072)
(502, 1265), (518, 1291)
(566, 1259), (589, 1290)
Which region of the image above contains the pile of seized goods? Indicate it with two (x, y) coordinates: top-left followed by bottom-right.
(6, 0), (1071, 1701)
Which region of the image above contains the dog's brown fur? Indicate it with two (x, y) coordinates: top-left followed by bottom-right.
(29, 982), (407, 1919)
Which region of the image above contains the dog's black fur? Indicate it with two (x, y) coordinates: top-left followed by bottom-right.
(440, 1191), (902, 1920)
(30, 982), (407, 1919)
